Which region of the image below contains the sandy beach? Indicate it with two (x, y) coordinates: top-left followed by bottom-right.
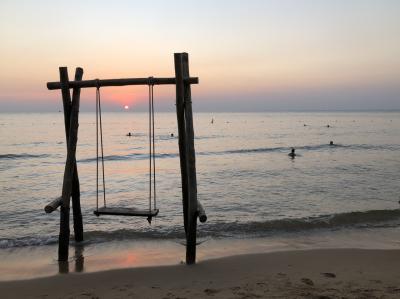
(1, 248), (400, 299)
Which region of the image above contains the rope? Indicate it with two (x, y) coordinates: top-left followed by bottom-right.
(147, 78), (157, 214)
(98, 88), (106, 208)
(95, 81), (106, 213)
(96, 84), (99, 212)
(151, 82), (157, 211)
(148, 80), (152, 212)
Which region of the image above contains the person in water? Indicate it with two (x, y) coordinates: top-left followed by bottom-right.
(329, 141), (334, 145)
(288, 148), (296, 158)
(127, 132), (132, 137)
(170, 133), (174, 137)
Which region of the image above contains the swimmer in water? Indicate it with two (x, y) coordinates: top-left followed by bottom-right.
(288, 148), (296, 158)
(329, 141), (334, 145)
(170, 133), (174, 137)
(327, 124), (330, 128)
(127, 132), (132, 137)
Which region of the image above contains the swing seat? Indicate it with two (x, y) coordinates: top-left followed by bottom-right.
(94, 207), (159, 217)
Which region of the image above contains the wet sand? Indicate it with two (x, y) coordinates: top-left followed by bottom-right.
(1, 249), (400, 298)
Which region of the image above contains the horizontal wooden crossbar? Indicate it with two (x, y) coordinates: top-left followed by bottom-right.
(47, 77), (199, 90)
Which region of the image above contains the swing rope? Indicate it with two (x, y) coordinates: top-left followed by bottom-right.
(96, 80), (106, 213)
(148, 77), (157, 213)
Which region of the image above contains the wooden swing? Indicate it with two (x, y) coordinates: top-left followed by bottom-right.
(93, 80), (159, 221)
(44, 53), (206, 265)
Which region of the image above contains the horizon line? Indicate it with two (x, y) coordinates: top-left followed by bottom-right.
(2, 109), (400, 114)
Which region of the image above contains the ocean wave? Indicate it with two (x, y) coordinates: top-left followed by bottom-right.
(2, 143), (395, 163)
(211, 209), (400, 236)
(75, 143), (399, 163)
(0, 235), (58, 249)
(1, 209), (399, 249)
(221, 144), (400, 156)
(0, 153), (50, 160)
(78, 152), (178, 163)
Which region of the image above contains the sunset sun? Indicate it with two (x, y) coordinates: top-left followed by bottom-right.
(124, 105), (129, 110)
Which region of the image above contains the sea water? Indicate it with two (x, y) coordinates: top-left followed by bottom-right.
(1, 112), (400, 279)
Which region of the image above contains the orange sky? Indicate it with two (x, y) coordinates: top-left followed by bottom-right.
(1, 0), (399, 112)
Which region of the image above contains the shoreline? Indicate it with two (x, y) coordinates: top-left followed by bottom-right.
(1, 248), (400, 298)
(1, 226), (400, 282)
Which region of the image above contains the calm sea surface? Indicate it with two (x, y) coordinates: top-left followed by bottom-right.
(1, 112), (400, 249)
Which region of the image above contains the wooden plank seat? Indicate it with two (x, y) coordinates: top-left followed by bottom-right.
(94, 207), (159, 217)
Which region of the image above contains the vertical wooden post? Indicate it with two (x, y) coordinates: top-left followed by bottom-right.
(71, 68), (84, 242)
(174, 54), (189, 234)
(58, 67), (82, 261)
(182, 53), (198, 264)
(175, 53), (198, 264)
(58, 67), (71, 261)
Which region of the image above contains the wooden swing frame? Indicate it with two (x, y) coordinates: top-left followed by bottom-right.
(44, 53), (206, 265)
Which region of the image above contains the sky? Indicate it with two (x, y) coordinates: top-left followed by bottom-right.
(0, 0), (399, 112)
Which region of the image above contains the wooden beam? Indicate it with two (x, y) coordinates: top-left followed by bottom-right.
(182, 53), (198, 265)
(58, 67), (71, 261)
(174, 54), (189, 235)
(47, 77), (199, 90)
(58, 66), (82, 261)
(44, 197), (62, 213)
(71, 67), (84, 243)
(63, 69), (80, 210)
(197, 200), (207, 223)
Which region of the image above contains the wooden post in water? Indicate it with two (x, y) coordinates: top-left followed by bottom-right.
(58, 67), (82, 261)
(182, 53), (198, 264)
(58, 67), (71, 261)
(174, 54), (189, 234)
(71, 68), (83, 242)
(175, 53), (198, 264)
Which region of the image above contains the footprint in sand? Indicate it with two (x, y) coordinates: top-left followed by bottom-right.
(204, 288), (220, 295)
(301, 278), (314, 286)
(256, 282), (266, 286)
(321, 272), (336, 278)
(387, 286), (400, 293)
